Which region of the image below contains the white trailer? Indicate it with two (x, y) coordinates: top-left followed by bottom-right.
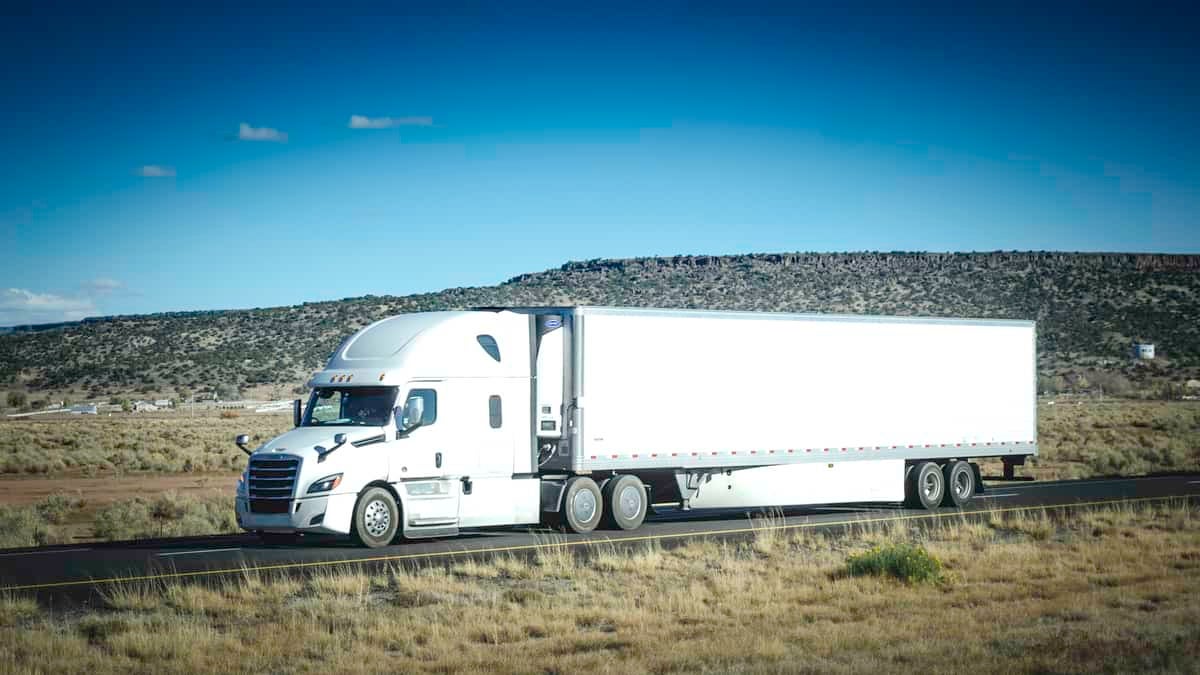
(235, 307), (1036, 547)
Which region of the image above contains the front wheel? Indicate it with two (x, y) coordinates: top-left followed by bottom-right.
(351, 487), (400, 548)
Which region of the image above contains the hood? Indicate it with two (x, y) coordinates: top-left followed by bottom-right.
(252, 426), (388, 462)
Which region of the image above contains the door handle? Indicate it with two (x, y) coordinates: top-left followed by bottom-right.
(461, 476), (472, 495)
(435, 452), (442, 468)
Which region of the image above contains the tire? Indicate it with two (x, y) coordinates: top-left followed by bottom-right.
(904, 461), (945, 510)
(561, 476), (603, 533)
(942, 460), (975, 507)
(601, 475), (647, 531)
(257, 532), (298, 546)
(351, 486), (400, 548)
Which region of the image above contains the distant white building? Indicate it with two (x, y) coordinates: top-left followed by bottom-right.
(153, 399), (172, 408)
(69, 404), (98, 415)
(133, 401), (159, 412)
(1133, 343), (1155, 359)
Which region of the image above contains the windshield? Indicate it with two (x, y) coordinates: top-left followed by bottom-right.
(303, 386), (398, 427)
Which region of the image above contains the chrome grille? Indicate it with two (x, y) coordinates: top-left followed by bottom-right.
(248, 455), (300, 502)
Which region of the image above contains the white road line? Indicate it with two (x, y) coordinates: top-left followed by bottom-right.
(0, 548), (91, 558)
(156, 548), (241, 558)
(1188, 481), (1200, 485)
(983, 493), (1020, 498)
(1005, 476), (1189, 490)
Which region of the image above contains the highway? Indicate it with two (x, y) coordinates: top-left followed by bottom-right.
(2, 473), (1197, 602)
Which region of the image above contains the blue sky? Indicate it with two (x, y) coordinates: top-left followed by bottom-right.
(2, 1), (1197, 325)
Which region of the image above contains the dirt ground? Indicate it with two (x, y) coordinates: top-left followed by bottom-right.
(0, 472), (237, 543)
(0, 471), (236, 507)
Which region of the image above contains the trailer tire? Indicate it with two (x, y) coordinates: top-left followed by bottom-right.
(942, 460), (975, 507)
(561, 477), (603, 534)
(601, 475), (647, 531)
(905, 461), (945, 510)
(351, 486), (400, 548)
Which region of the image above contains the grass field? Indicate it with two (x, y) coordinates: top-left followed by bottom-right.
(0, 500), (1196, 673)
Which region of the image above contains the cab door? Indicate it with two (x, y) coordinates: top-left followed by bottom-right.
(390, 382), (460, 536)
(457, 379), (530, 528)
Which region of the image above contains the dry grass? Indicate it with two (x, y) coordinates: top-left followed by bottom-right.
(0, 412), (289, 477)
(2, 500), (1198, 673)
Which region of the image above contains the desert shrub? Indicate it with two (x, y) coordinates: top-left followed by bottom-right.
(92, 493), (237, 542)
(846, 543), (943, 584)
(0, 505), (56, 548)
(35, 492), (85, 524)
(219, 410), (240, 419)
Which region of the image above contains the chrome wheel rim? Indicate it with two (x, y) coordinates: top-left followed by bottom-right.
(954, 470), (971, 498)
(617, 484), (642, 520)
(364, 499), (391, 538)
(922, 471), (940, 501)
(572, 489), (597, 524)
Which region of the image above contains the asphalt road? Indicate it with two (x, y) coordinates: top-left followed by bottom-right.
(2, 473), (1198, 602)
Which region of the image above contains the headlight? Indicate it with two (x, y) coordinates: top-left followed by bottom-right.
(307, 473), (343, 494)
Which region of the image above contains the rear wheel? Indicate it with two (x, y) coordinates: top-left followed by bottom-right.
(941, 460), (975, 507)
(351, 486), (400, 548)
(561, 477), (603, 533)
(601, 475), (647, 530)
(905, 461), (945, 510)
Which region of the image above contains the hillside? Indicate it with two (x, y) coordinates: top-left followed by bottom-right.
(2, 251), (1198, 404)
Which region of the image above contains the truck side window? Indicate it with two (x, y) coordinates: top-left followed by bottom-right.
(405, 389), (438, 427)
(477, 335), (501, 362)
(488, 395), (502, 428)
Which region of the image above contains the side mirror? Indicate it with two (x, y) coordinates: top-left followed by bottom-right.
(396, 396), (425, 437)
(317, 433), (349, 463)
(293, 399), (302, 428)
(235, 434), (252, 456)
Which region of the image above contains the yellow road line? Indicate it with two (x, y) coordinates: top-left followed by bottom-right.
(2, 493), (1196, 593)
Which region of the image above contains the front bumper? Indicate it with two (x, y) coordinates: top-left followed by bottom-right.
(236, 492), (357, 535)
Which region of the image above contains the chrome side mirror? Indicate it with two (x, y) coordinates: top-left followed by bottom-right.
(235, 434), (252, 456)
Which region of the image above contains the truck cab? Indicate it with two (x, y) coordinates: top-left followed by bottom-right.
(235, 310), (548, 546)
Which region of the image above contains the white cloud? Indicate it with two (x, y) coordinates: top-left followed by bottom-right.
(81, 278), (123, 295)
(348, 115), (433, 129)
(238, 122), (288, 142)
(0, 288), (97, 327)
(136, 165), (176, 177)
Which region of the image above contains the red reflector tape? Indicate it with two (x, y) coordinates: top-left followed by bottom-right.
(611, 454), (618, 459)
(632, 454), (639, 458)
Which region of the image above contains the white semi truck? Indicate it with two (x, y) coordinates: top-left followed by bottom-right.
(235, 307), (1037, 547)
